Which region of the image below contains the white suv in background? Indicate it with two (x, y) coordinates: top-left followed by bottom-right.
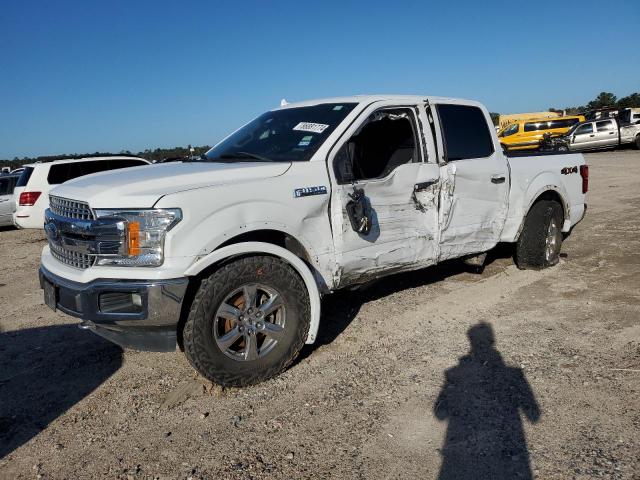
(13, 156), (150, 229)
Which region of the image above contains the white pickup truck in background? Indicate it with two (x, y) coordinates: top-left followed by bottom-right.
(542, 116), (640, 152)
(39, 95), (588, 386)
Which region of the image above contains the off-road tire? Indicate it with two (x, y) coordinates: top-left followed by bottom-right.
(515, 200), (563, 270)
(635, 134), (640, 150)
(183, 255), (310, 387)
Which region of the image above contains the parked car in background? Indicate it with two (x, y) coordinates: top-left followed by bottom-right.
(499, 115), (585, 151)
(0, 174), (20, 227)
(541, 117), (640, 152)
(13, 157), (150, 229)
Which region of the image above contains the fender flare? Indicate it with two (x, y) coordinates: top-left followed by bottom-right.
(516, 185), (570, 240)
(184, 241), (321, 344)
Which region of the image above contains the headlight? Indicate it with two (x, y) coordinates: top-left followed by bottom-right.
(93, 208), (182, 267)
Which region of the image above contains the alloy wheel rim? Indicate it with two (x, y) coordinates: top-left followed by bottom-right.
(545, 217), (559, 262)
(213, 283), (286, 361)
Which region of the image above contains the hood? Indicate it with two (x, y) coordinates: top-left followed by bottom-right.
(51, 161), (291, 208)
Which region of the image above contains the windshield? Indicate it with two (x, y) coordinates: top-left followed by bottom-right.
(203, 103), (357, 163)
(499, 123), (519, 137)
(566, 122), (583, 136)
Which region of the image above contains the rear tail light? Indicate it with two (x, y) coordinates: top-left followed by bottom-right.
(579, 165), (589, 194)
(19, 191), (42, 206)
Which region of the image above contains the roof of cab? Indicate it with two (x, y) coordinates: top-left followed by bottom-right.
(277, 95), (485, 110)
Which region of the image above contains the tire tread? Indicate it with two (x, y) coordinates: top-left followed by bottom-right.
(516, 200), (563, 270)
(182, 256), (310, 387)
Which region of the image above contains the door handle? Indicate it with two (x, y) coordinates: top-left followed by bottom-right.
(609, 132), (615, 135)
(589, 134), (595, 137)
(491, 175), (506, 184)
(414, 180), (437, 192)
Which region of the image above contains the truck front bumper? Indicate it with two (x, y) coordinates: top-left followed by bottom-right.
(39, 266), (188, 352)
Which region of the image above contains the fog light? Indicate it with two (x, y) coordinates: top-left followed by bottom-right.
(131, 293), (142, 307)
(99, 292), (144, 314)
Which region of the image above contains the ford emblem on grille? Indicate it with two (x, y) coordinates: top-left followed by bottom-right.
(44, 220), (60, 244)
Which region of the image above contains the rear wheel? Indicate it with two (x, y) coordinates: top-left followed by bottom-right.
(183, 255), (310, 387)
(516, 200), (563, 270)
(635, 134), (640, 150)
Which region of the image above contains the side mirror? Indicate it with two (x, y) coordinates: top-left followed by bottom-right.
(346, 187), (371, 235)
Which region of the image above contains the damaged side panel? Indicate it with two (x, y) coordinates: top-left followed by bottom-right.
(437, 155), (510, 261)
(331, 162), (441, 288)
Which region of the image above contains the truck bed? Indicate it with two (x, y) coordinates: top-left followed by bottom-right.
(500, 153), (586, 242)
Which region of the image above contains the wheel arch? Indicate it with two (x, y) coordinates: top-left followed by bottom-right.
(179, 240), (322, 348)
(515, 187), (569, 241)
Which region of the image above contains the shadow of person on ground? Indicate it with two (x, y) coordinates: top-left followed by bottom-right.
(0, 324), (122, 459)
(434, 322), (540, 480)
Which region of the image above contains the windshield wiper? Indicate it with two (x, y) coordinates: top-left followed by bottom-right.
(215, 151), (273, 162)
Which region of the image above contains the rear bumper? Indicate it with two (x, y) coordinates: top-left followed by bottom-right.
(13, 208), (43, 229)
(39, 266), (188, 351)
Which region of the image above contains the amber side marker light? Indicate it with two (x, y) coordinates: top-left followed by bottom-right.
(127, 221), (141, 256)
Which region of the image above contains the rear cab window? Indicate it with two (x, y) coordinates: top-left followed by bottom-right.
(436, 104), (494, 161)
(595, 120), (615, 131)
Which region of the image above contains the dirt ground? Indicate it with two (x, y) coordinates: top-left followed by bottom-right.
(1, 150), (639, 479)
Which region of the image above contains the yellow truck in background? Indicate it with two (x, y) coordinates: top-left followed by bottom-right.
(498, 111), (560, 130)
(498, 115), (585, 151)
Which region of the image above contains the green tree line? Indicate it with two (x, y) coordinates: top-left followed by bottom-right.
(549, 91), (640, 115)
(488, 91), (639, 126)
(0, 145), (210, 170)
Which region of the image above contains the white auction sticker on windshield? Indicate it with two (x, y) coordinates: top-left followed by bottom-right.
(293, 122), (329, 134)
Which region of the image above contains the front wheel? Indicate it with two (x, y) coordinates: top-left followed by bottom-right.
(515, 200), (563, 270)
(183, 255), (310, 387)
(635, 134), (640, 150)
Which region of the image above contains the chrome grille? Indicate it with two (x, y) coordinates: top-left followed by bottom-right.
(49, 240), (95, 269)
(49, 196), (94, 220)
(47, 196), (95, 269)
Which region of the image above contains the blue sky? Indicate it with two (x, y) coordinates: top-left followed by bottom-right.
(1, 0), (638, 158)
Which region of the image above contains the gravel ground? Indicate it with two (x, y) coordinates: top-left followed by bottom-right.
(1, 150), (639, 479)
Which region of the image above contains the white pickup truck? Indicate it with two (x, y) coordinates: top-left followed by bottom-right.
(39, 95), (588, 386)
